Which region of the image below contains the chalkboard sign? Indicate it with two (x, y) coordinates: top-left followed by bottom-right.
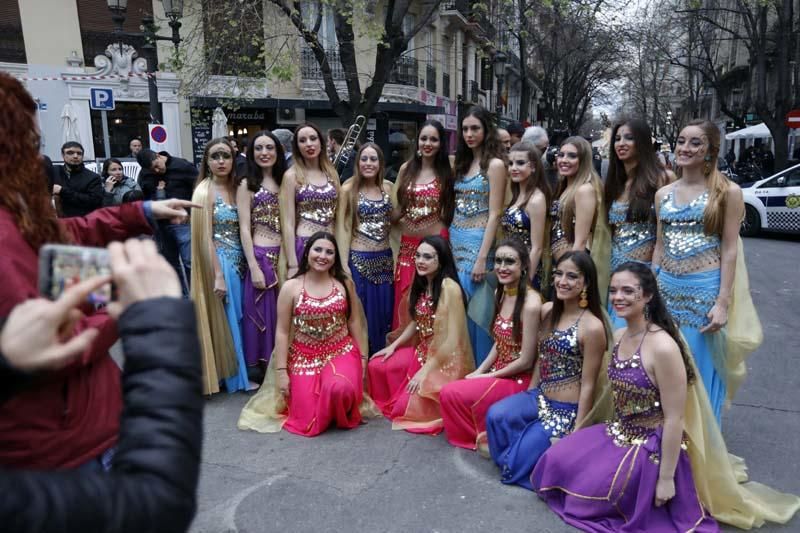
(192, 123), (212, 165)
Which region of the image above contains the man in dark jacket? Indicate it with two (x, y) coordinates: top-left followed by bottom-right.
(52, 142), (103, 217)
(137, 149), (198, 293)
(0, 239), (202, 533)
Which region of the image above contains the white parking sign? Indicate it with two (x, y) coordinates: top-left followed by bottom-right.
(90, 88), (115, 110)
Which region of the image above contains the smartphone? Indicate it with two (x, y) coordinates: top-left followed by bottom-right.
(38, 244), (112, 304)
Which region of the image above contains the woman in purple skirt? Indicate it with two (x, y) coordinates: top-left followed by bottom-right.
(237, 131), (287, 383)
(532, 261), (719, 531)
(280, 123), (340, 280)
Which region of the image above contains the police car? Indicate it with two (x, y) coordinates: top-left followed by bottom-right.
(740, 163), (800, 236)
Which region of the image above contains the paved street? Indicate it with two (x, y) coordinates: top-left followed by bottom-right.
(188, 235), (800, 533)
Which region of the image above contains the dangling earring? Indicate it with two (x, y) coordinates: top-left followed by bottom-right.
(644, 302), (651, 321)
(579, 288), (588, 308)
(416, 149), (422, 158)
(703, 154), (712, 176)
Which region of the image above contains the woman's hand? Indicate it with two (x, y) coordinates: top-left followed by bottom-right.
(700, 302), (728, 333)
(471, 258), (487, 283)
(249, 265), (266, 290)
(276, 369), (290, 397)
(214, 273), (227, 300)
(406, 368), (426, 394)
(104, 176), (117, 192)
(150, 199), (202, 224)
(654, 477), (675, 507)
(373, 345), (396, 361)
(466, 370), (491, 379)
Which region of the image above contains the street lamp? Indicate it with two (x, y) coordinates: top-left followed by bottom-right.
(106, 0), (184, 124)
(493, 50), (507, 119)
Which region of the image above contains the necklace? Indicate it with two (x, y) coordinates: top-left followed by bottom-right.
(503, 286), (519, 296)
(624, 324), (649, 339)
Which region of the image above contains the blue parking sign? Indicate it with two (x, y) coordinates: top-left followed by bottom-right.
(90, 88), (115, 110)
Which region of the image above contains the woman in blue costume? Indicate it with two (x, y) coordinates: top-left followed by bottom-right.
(451, 106), (507, 365)
(501, 141), (551, 289)
(653, 119), (761, 424)
(485, 251), (607, 489)
(190, 138), (250, 394)
(604, 119), (673, 328)
(337, 143), (394, 355)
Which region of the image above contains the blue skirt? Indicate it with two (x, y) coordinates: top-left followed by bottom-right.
(450, 225), (493, 365)
(349, 249), (394, 355)
(658, 268), (726, 424)
(485, 388), (578, 490)
(218, 252), (249, 393)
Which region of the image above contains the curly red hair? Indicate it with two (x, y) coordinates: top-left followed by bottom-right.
(0, 72), (68, 249)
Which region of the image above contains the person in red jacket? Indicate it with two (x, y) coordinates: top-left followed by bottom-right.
(0, 71), (196, 470)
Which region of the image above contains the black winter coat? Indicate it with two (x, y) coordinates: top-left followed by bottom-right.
(139, 153), (199, 201)
(0, 298), (204, 533)
(54, 164), (103, 217)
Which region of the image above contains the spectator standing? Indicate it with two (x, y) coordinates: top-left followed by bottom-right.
(328, 127), (355, 181)
(52, 142), (103, 217)
(523, 126), (556, 188)
(497, 128), (512, 154)
(506, 122), (525, 145)
(273, 128), (294, 168)
(127, 137), (143, 158)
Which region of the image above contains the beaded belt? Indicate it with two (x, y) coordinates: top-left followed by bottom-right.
(537, 392), (577, 438)
(350, 249), (393, 285)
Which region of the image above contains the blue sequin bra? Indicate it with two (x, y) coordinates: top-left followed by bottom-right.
(213, 195), (246, 277)
(453, 172), (490, 229)
(355, 190), (392, 246)
(609, 200), (656, 271)
(501, 203), (531, 247)
(658, 189), (720, 274)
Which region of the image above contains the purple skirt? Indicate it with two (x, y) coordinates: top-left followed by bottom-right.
(532, 424), (719, 532)
(242, 245), (280, 367)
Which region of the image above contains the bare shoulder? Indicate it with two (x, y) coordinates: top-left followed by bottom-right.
(280, 278), (301, 297)
(580, 312), (606, 340)
(648, 328), (681, 360)
(382, 181), (394, 195)
(283, 167), (298, 184)
(576, 182), (596, 196)
(340, 179), (355, 194)
(656, 181), (675, 199)
(523, 290), (542, 314)
(528, 188), (547, 209)
(540, 301), (553, 321)
(726, 181), (743, 201)
(488, 157), (507, 172)
(612, 326), (627, 344)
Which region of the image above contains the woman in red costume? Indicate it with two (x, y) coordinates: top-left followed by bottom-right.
(238, 231), (376, 436)
(0, 72), (195, 470)
(440, 238), (541, 450)
(369, 235), (474, 433)
(391, 120), (455, 328)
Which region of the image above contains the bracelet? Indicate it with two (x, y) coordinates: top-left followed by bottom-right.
(275, 367), (287, 371)
(361, 354), (369, 360)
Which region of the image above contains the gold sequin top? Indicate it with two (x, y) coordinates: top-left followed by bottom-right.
(453, 172), (490, 229)
(252, 186), (281, 236)
(605, 341), (664, 447)
(296, 176), (337, 230)
(403, 179), (441, 232)
(213, 196), (246, 277)
(538, 312), (584, 396)
(355, 190), (392, 245)
(549, 199), (570, 260)
(491, 313), (522, 372)
(288, 282), (353, 375)
(414, 292), (435, 365)
(658, 189), (720, 275)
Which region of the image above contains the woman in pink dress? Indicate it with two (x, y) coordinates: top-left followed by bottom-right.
(368, 235), (474, 433)
(440, 238), (541, 451)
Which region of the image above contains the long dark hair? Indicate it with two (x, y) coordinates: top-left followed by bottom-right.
(347, 143), (386, 232)
(611, 262), (695, 383)
(197, 137), (240, 200)
(397, 119), (455, 225)
(408, 235), (466, 319)
(455, 105), (505, 177)
(245, 130), (286, 192)
(101, 158), (123, 178)
(491, 238), (530, 343)
(604, 118), (665, 223)
(294, 231), (352, 318)
(508, 141), (551, 208)
(549, 250), (604, 331)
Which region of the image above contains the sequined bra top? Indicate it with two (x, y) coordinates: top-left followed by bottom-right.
(491, 313), (522, 372)
(658, 189), (720, 275)
(608, 200), (656, 271)
(355, 190), (392, 245)
(403, 179), (441, 232)
(606, 339), (664, 447)
(501, 204), (531, 247)
(252, 186), (281, 235)
(549, 199), (569, 260)
(289, 282), (352, 375)
(296, 176), (337, 229)
(213, 196), (245, 276)
(453, 172), (490, 228)
(414, 292), (435, 364)
(538, 311), (584, 396)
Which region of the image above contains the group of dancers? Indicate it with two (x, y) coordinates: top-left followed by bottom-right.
(188, 106), (799, 531)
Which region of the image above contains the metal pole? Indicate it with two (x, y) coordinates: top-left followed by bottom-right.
(101, 110), (111, 159)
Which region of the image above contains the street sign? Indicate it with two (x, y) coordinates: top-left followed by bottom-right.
(785, 109), (800, 129)
(89, 88), (115, 110)
(149, 124), (169, 151)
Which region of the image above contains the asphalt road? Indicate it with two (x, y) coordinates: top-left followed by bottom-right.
(188, 234), (800, 533)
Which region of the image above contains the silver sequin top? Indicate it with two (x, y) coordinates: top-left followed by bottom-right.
(658, 189), (720, 274)
(453, 172), (490, 228)
(355, 190), (392, 245)
(609, 200), (656, 271)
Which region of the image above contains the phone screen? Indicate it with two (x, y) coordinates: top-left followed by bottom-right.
(39, 244), (112, 304)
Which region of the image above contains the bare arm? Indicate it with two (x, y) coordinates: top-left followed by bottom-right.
(373, 320), (417, 359)
(527, 302), (552, 389)
(701, 185), (743, 333)
(572, 183), (597, 252)
(651, 185), (671, 270)
(575, 315), (607, 425)
(280, 170), (299, 274)
(527, 191), (547, 275)
(390, 163), (408, 223)
(236, 181), (263, 284)
(335, 183), (353, 275)
(473, 158), (508, 279)
(469, 345), (498, 376)
(273, 280), (299, 395)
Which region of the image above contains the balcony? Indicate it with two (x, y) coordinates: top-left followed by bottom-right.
(442, 72), (451, 99)
(388, 55), (418, 87)
(441, 0), (470, 18)
(301, 47), (346, 80)
(0, 25), (26, 63)
(426, 64), (437, 93)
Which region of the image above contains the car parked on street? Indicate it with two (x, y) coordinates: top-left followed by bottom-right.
(740, 163), (800, 236)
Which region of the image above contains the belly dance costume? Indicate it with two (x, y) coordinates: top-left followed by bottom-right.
(502, 203), (544, 289)
(532, 335), (719, 532)
(243, 187), (281, 368)
(440, 312), (532, 450)
(486, 311), (585, 490)
(349, 190), (394, 355)
(393, 179), (448, 328)
(657, 189), (727, 422)
(295, 177), (337, 261)
(283, 280), (363, 436)
(607, 200), (656, 328)
(451, 172), (494, 364)
(213, 196), (249, 393)
(549, 199), (570, 263)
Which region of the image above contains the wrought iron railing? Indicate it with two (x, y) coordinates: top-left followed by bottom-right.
(388, 55), (418, 86)
(301, 47), (346, 80)
(426, 64), (437, 93)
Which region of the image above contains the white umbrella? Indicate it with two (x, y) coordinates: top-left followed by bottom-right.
(212, 107), (228, 139)
(60, 103), (81, 145)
